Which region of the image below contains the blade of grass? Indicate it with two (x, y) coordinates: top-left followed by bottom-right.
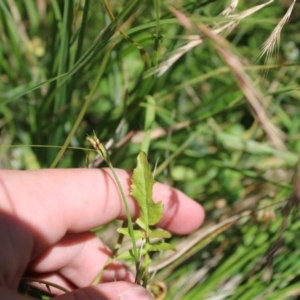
(50, 49), (112, 168)
(47, 0), (73, 163)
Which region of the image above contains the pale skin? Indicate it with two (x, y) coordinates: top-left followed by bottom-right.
(0, 169), (205, 300)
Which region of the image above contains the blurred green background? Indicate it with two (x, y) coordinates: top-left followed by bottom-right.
(1, 0), (300, 299)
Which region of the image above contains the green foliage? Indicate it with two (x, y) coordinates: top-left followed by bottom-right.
(2, 0), (300, 299)
(118, 151), (175, 287)
(131, 151), (163, 231)
(87, 137), (174, 287)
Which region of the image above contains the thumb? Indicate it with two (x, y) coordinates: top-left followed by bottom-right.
(55, 282), (154, 300)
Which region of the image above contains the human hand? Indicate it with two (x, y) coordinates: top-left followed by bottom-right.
(0, 168), (204, 299)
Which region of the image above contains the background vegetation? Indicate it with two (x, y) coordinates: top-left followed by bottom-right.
(1, 0), (300, 299)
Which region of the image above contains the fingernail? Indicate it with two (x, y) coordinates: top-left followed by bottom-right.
(120, 286), (154, 300)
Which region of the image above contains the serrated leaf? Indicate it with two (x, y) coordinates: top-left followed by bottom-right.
(131, 151), (163, 233)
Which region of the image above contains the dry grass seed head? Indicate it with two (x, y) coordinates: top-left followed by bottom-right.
(220, 0), (239, 17)
(151, 1), (274, 77)
(257, 0), (296, 64)
(172, 8), (285, 150)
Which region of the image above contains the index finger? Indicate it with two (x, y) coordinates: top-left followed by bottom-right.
(0, 169), (204, 249)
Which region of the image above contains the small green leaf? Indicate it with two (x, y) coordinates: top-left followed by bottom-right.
(148, 229), (172, 238)
(118, 227), (171, 239)
(131, 152), (163, 233)
(148, 242), (176, 252)
(116, 249), (139, 260)
(117, 228), (146, 239)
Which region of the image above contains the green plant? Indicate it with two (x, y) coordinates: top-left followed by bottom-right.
(2, 0), (300, 299)
(87, 134), (175, 289)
